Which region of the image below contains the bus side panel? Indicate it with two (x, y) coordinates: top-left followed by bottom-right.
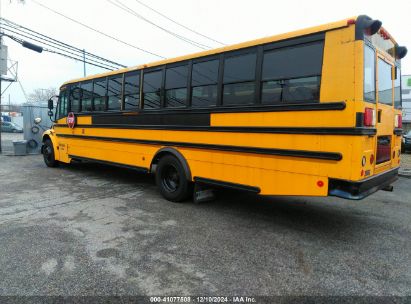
(321, 25), (355, 103)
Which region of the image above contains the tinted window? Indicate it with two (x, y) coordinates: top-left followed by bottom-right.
(262, 76), (321, 104)
(81, 81), (93, 112)
(166, 65), (188, 89)
(224, 53), (256, 83)
(93, 78), (107, 111)
(165, 65), (188, 108)
(364, 45), (376, 102)
(261, 42), (323, 104)
(166, 88), (187, 107)
(378, 58), (392, 105)
(223, 52), (256, 105)
(143, 70), (162, 109)
(192, 59), (219, 86)
(192, 85), (218, 107)
(223, 82), (255, 105)
(191, 59), (219, 107)
(262, 42), (323, 81)
(70, 84), (81, 113)
(107, 76), (122, 111)
(124, 71), (140, 110)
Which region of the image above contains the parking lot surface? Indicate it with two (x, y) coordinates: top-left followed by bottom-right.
(0, 154), (410, 297)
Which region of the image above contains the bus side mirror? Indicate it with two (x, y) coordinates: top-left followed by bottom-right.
(48, 98), (54, 110)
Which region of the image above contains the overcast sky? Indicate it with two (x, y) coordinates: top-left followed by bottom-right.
(0, 0), (410, 105)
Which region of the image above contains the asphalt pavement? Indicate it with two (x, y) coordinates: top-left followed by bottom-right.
(0, 154), (410, 298)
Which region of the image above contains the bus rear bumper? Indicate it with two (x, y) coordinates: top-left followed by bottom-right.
(328, 168), (399, 200)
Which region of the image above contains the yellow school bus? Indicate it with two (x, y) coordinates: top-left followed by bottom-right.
(42, 15), (407, 202)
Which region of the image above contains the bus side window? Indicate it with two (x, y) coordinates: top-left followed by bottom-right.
(93, 77), (107, 111)
(223, 51), (257, 106)
(70, 83), (82, 113)
(124, 71), (140, 110)
(261, 42), (324, 104)
(108, 76), (123, 111)
(191, 59), (219, 108)
(143, 69), (162, 109)
(81, 81), (93, 112)
(165, 64), (188, 108)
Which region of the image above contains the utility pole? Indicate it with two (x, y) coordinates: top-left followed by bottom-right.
(83, 49), (86, 77)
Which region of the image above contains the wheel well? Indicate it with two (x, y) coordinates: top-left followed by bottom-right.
(42, 134), (51, 143)
(41, 135), (51, 153)
(151, 148), (192, 181)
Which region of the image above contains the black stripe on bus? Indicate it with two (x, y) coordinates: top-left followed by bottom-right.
(69, 155), (148, 173)
(93, 112), (210, 126)
(54, 124), (377, 136)
(71, 101), (346, 117)
(57, 134), (343, 161)
(194, 177), (261, 194)
(393, 128), (403, 136)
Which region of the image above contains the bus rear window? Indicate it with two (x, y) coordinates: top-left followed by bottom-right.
(378, 58), (393, 105)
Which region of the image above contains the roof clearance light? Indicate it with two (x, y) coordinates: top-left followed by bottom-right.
(380, 29), (390, 40)
(347, 19), (356, 25)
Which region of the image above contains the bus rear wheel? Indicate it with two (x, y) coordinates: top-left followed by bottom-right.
(43, 139), (59, 168)
(155, 155), (191, 202)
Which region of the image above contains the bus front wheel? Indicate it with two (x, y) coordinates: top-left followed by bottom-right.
(43, 139), (59, 168)
(156, 155), (192, 202)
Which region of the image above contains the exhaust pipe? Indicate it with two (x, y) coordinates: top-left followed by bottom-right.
(382, 185), (393, 192)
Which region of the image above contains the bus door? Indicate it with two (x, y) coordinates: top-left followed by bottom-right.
(374, 54), (395, 173)
(56, 89), (69, 161)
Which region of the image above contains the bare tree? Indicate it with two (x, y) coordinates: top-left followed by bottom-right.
(27, 87), (58, 103)
(0, 103), (21, 112)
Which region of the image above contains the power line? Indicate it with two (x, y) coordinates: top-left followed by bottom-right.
(1, 27), (120, 70)
(30, 0), (166, 59)
(43, 48), (117, 71)
(133, 0), (226, 46)
(0, 23), (121, 70)
(1, 31), (118, 71)
(106, 0), (210, 50)
(1, 17), (127, 68)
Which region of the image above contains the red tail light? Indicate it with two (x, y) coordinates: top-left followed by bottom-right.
(364, 108), (376, 127)
(395, 114), (402, 128)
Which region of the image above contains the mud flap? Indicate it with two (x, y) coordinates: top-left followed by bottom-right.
(193, 182), (216, 204)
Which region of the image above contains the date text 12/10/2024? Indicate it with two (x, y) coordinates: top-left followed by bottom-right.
(150, 296), (257, 303)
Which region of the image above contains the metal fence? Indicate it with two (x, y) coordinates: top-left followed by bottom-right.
(1, 103), (53, 155)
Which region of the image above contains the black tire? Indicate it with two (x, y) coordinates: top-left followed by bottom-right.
(43, 139), (59, 167)
(155, 155), (192, 202)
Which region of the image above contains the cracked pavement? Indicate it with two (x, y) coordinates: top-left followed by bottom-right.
(0, 154), (410, 296)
